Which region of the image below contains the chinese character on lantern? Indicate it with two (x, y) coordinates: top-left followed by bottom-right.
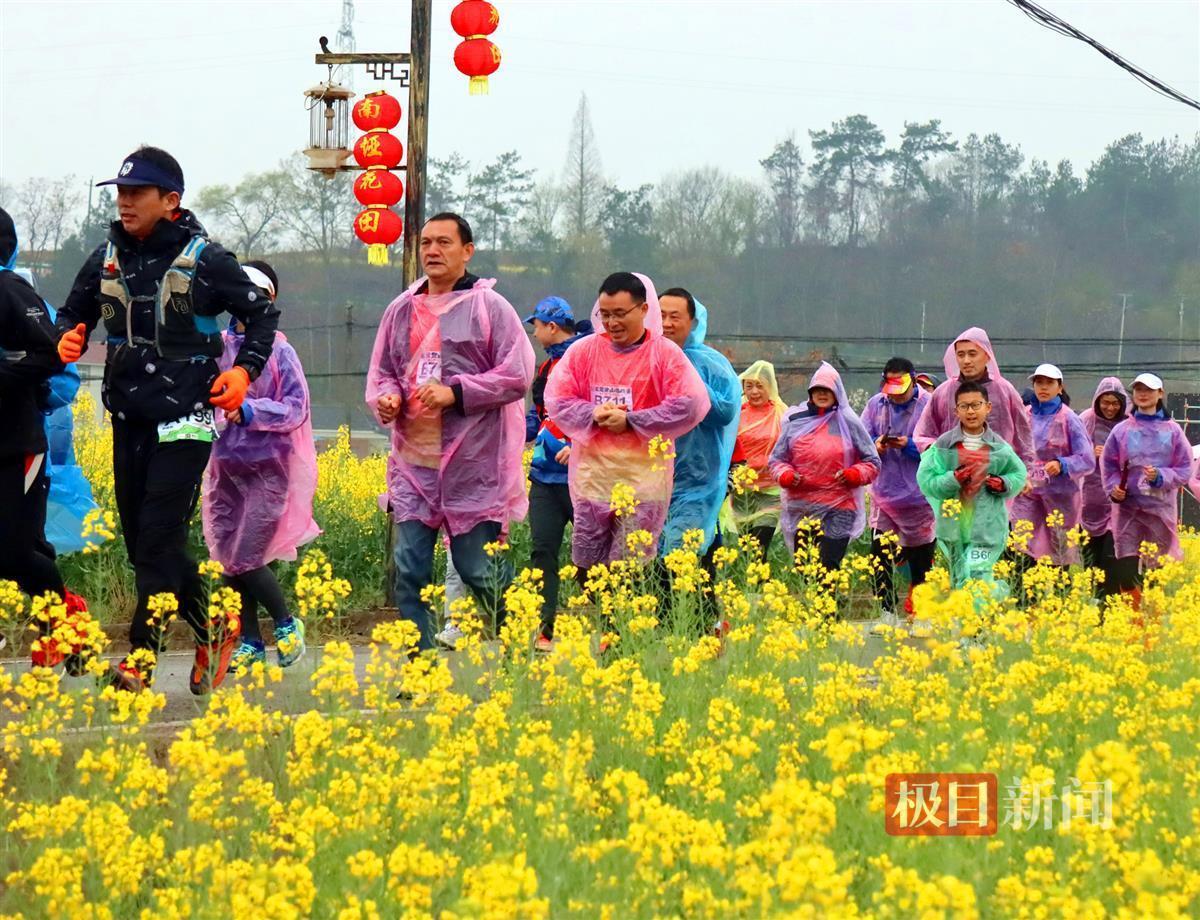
(451, 1), (501, 95)
(351, 90), (404, 265)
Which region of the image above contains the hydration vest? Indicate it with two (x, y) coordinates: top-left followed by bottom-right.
(98, 235), (223, 361)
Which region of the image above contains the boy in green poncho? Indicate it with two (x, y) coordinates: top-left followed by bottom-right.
(917, 380), (1027, 595)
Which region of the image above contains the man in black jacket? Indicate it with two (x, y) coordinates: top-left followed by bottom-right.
(0, 206), (70, 625)
(56, 146), (280, 694)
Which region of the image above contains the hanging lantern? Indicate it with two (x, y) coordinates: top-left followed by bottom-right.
(353, 131), (404, 169)
(354, 207), (403, 266)
(303, 81), (355, 175)
(352, 91), (403, 132)
(353, 169), (404, 208)
(451, 1), (501, 95)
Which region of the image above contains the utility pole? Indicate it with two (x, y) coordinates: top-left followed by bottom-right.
(1116, 293), (1130, 367)
(920, 301), (926, 355)
(404, 0), (432, 286)
(1179, 298), (1185, 365)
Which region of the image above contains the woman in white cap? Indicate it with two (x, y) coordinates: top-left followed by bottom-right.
(1100, 372), (1193, 610)
(1011, 364), (1093, 568)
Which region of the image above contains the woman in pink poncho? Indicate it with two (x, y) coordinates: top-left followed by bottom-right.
(1010, 364), (1094, 567)
(913, 327), (1034, 470)
(544, 271), (710, 569)
(1100, 372), (1193, 608)
(365, 216), (534, 651)
(769, 362), (881, 572)
(1079, 376), (1128, 598)
(202, 262), (320, 673)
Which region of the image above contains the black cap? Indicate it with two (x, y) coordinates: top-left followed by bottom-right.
(96, 155), (184, 195)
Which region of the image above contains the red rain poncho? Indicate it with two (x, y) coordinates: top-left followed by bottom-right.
(861, 386), (935, 546)
(544, 273), (710, 567)
(1010, 397), (1093, 565)
(769, 362), (881, 550)
(913, 327), (1034, 468)
(202, 331), (320, 575)
(1079, 377), (1128, 537)
(366, 276), (534, 535)
(1100, 407), (1193, 562)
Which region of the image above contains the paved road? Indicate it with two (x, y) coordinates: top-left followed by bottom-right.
(2, 622), (901, 727)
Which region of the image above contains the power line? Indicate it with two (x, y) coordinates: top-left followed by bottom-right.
(1006, 0), (1200, 111)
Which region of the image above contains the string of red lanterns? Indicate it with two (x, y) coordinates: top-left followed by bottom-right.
(351, 91), (404, 265)
(451, 1), (501, 95)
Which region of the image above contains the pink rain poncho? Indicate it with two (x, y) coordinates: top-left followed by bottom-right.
(1010, 397), (1093, 565)
(768, 362), (881, 551)
(544, 273), (710, 567)
(202, 330), (320, 575)
(1079, 377), (1128, 537)
(366, 277), (534, 535)
(1100, 405), (1193, 562)
(861, 386), (935, 547)
(913, 327), (1034, 467)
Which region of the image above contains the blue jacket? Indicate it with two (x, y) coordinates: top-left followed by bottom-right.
(661, 301), (741, 552)
(527, 324), (592, 485)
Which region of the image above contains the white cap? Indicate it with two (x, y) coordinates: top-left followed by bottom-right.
(241, 265), (276, 299)
(1028, 363), (1063, 381)
(1132, 372), (1164, 391)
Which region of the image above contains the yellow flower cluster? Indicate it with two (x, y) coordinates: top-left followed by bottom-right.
(4, 447), (1200, 918)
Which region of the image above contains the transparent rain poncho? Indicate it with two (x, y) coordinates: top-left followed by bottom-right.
(544, 273), (710, 567)
(730, 360), (788, 531)
(43, 363), (100, 555)
(1100, 404), (1193, 563)
(1011, 397), (1093, 564)
(660, 299), (741, 553)
(203, 331), (320, 574)
(769, 362), (880, 550)
(1079, 377), (1128, 537)
(913, 326), (1034, 467)
(366, 277), (535, 535)
(861, 385), (935, 547)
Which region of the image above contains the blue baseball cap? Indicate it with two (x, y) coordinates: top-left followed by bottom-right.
(96, 155), (185, 195)
(523, 296), (575, 328)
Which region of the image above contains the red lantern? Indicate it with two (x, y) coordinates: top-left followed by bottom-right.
(352, 131), (404, 169)
(450, 0), (498, 38)
(352, 91), (402, 132)
(354, 207), (403, 266)
(353, 169), (404, 208)
(453, 38), (502, 95)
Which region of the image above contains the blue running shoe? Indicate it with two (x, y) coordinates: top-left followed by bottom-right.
(275, 619), (306, 668)
(228, 640), (266, 677)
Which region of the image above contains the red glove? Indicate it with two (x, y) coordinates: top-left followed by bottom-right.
(839, 467), (865, 488)
(58, 323), (87, 363)
(209, 366), (251, 411)
(984, 475), (1006, 495)
(778, 469), (799, 489)
(953, 466), (973, 485)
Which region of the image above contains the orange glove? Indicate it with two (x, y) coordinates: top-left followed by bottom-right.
(209, 366), (251, 411)
(58, 323), (87, 363)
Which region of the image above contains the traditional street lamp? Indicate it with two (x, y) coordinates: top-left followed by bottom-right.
(303, 79), (355, 176)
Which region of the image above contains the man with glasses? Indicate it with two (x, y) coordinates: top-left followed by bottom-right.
(544, 272), (710, 580)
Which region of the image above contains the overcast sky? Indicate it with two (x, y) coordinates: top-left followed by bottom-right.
(2, 0), (1198, 201)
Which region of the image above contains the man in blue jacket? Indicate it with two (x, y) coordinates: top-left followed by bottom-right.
(524, 296), (591, 651)
(659, 288), (741, 631)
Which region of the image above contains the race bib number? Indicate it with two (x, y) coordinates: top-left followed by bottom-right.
(157, 408), (216, 444)
(416, 351), (442, 385)
(1027, 464), (1049, 488)
(591, 385), (633, 410)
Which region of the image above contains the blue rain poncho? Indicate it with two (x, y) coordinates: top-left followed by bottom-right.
(661, 300), (741, 553)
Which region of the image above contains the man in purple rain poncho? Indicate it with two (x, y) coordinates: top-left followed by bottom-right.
(1079, 376), (1128, 598)
(366, 213), (534, 650)
(913, 327), (1034, 471)
(1011, 364), (1094, 567)
(203, 261), (320, 674)
(861, 357), (935, 632)
(1100, 372), (1193, 609)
